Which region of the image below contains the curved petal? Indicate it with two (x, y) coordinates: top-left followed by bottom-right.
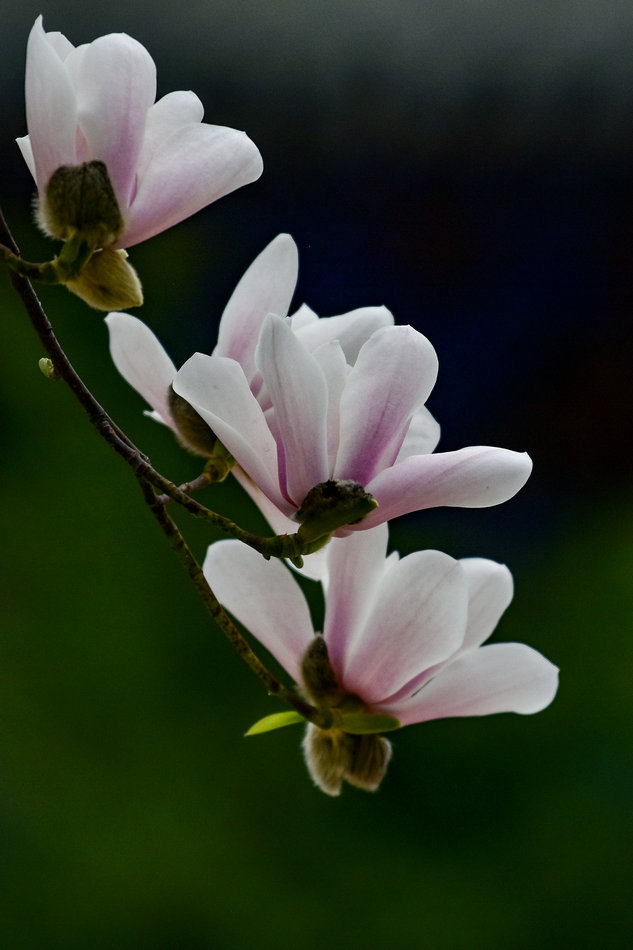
(214, 234), (299, 380)
(121, 124), (263, 247)
(335, 325), (439, 485)
(387, 643), (559, 725)
(340, 550), (467, 704)
(203, 540), (314, 684)
(322, 524), (389, 677)
(173, 353), (287, 511)
(24, 17), (78, 190)
(71, 32), (156, 209)
(361, 446), (533, 527)
(105, 312), (177, 428)
(396, 405), (441, 460)
(256, 315), (329, 506)
(295, 306), (394, 364)
(312, 341), (349, 471)
(460, 558), (514, 652)
(135, 90), (205, 180)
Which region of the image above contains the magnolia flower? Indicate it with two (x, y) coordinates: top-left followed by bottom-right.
(203, 525), (558, 795)
(172, 312), (532, 538)
(106, 233), (395, 454)
(17, 16), (262, 306)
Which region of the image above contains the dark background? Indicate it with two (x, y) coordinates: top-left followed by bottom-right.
(1, 2), (632, 947)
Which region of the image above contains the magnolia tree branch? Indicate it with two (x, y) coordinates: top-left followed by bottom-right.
(1, 206), (321, 728)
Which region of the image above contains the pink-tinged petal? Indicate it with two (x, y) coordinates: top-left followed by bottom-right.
(71, 33), (156, 209)
(387, 643), (559, 725)
(24, 17), (78, 190)
(335, 325), (439, 485)
(121, 124), (263, 247)
(396, 405), (441, 460)
(203, 540), (314, 684)
(323, 525), (389, 677)
(214, 235), (298, 381)
(360, 446), (533, 528)
(340, 550), (467, 704)
(312, 341), (349, 471)
(256, 315), (329, 506)
(105, 312), (177, 428)
(295, 306), (394, 363)
(135, 90), (205, 180)
(460, 559), (514, 652)
(172, 353), (287, 511)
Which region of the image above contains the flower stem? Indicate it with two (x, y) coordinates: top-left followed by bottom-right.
(1, 206), (319, 725)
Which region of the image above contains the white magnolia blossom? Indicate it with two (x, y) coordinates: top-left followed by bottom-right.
(106, 232), (397, 447)
(203, 525), (559, 794)
(17, 16), (263, 249)
(172, 312), (532, 536)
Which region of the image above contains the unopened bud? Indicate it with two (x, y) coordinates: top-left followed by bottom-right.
(301, 635), (343, 706)
(168, 387), (220, 457)
(38, 357), (59, 379)
(65, 248), (143, 311)
(302, 723), (392, 796)
(39, 160), (124, 247)
(295, 479), (377, 542)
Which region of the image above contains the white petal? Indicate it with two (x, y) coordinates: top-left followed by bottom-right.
(69, 33), (156, 209)
(135, 90), (205, 180)
(121, 123), (262, 247)
(312, 341), (349, 471)
(173, 353), (286, 510)
(460, 559), (514, 652)
(105, 312), (177, 428)
(396, 405), (441, 459)
(388, 643), (559, 724)
(214, 234), (299, 382)
(203, 540), (314, 684)
(256, 315), (329, 506)
(340, 550), (467, 703)
(362, 446), (533, 526)
(295, 306), (394, 363)
(335, 325), (439, 485)
(322, 525), (389, 677)
(24, 16), (78, 190)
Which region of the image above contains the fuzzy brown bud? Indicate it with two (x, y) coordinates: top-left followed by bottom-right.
(40, 160), (124, 247)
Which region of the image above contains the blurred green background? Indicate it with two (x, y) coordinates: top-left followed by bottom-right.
(1, 2), (632, 948)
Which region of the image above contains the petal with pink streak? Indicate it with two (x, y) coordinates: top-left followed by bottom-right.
(340, 550), (467, 704)
(203, 540), (314, 684)
(360, 446), (533, 528)
(120, 123), (263, 247)
(294, 306), (394, 364)
(335, 325), (439, 485)
(387, 643), (559, 725)
(105, 312), (177, 429)
(214, 234), (298, 381)
(24, 17), (78, 190)
(70, 33), (156, 209)
(173, 353), (287, 511)
(322, 524), (389, 677)
(256, 315), (329, 506)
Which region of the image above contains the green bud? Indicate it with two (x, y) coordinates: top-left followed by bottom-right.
(168, 386), (227, 458)
(39, 160), (124, 247)
(64, 248), (143, 311)
(38, 357), (59, 380)
(295, 479), (377, 542)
